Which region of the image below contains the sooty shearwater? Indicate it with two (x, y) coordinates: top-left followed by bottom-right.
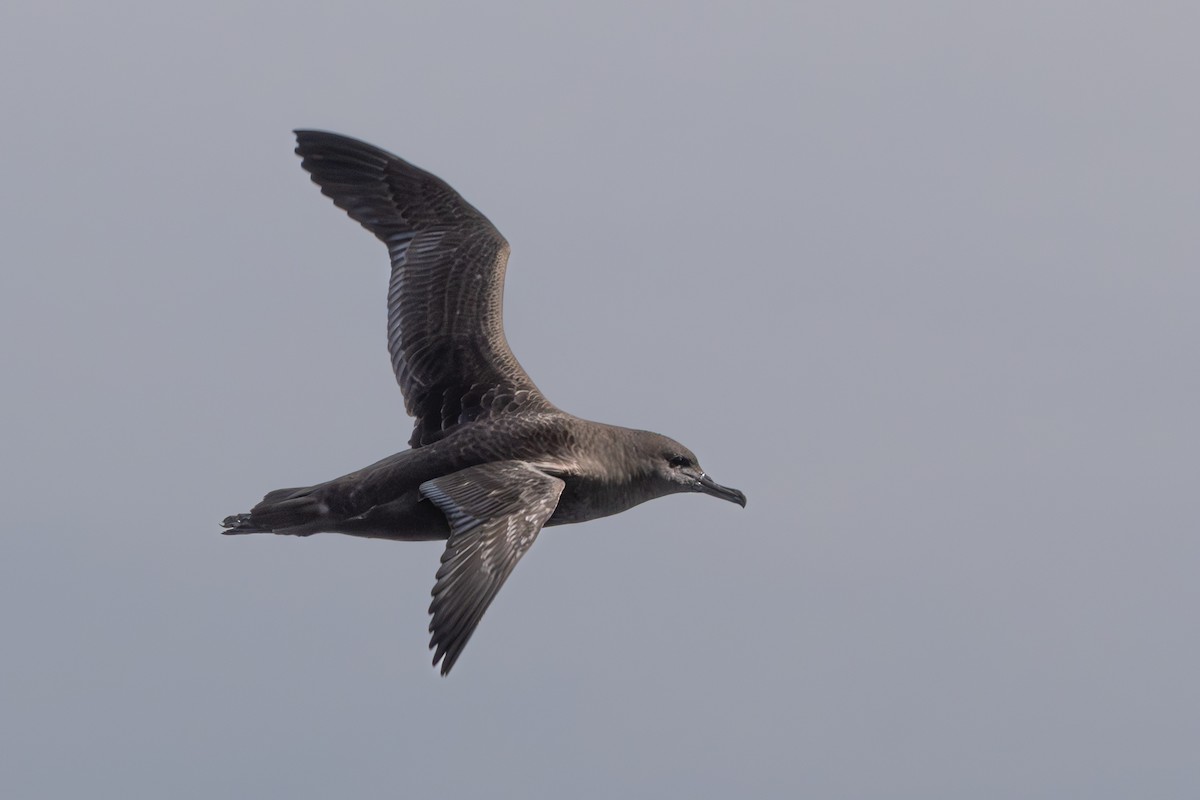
(223, 131), (746, 675)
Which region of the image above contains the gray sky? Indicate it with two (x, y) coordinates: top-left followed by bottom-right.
(2, 1), (1198, 797)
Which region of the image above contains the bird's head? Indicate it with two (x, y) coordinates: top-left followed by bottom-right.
(631, 431), (747, 508)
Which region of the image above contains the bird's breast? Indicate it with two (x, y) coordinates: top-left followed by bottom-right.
(546, 472), (651, 526)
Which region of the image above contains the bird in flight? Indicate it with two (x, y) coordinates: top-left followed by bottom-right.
(224, 131), (746, 675)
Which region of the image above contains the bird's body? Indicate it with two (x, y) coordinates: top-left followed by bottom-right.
(227, 414), (696, 538)
(224, 131), (745, 674)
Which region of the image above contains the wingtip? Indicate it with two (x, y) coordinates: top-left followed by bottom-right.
(293, 129), (349, 157)
(432, 649), (455, 677)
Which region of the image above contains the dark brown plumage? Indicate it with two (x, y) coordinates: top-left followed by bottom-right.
(223, 131), (746, 675)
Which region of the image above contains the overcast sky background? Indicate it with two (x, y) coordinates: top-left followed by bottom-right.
(2, 2), (1198, 797)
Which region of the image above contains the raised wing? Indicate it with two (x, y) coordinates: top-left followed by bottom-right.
(419, 461), (565, 676)
(295, 131), (554, 447)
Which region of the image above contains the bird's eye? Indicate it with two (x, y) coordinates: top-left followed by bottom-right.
(668, 455), (691, 468)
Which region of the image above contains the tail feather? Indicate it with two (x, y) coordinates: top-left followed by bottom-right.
(221, 485), (327, 536)
(220, 513), (265, 534)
